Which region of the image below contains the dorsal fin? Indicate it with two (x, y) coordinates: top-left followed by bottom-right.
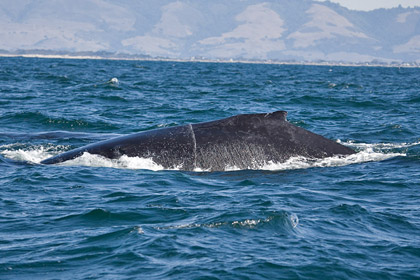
(229, 110), (288, 124)
(264, 110), (287, 121)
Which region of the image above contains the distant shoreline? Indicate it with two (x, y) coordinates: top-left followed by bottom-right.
(1, 53), (418, 68)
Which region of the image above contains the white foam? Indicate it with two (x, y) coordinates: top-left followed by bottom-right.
(0, 141), (414, 171)
(259, 149), (404, 171)
(343, 140), (420, 150)
(60, 152), (167, 171)
(0, 144), (64, 164)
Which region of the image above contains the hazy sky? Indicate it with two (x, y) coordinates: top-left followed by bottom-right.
(320, 0), (420, 10)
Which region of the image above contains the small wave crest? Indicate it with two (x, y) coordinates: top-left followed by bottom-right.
(0, 141), (414, 171)
(156, 212), (299, 232)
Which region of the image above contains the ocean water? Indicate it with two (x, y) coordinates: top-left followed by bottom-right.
(0, 57), (419, 279)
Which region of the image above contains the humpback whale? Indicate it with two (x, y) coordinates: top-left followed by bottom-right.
(41, 111), (355, 171)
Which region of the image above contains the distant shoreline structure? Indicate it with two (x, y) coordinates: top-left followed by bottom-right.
(1, 52), (419, 68)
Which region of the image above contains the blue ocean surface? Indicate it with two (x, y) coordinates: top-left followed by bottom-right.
(0, 57), (419, 279)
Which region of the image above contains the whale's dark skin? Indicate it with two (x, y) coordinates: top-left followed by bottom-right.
(41, 111), (355, 170)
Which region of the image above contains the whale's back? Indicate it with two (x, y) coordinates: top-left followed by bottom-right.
(41, 111), (355, 170)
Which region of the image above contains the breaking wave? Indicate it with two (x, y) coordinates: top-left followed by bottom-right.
(155, 211), (299, 232)
(1, 141), (415, 171)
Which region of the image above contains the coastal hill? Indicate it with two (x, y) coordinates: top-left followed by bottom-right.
(0, 0), (419, 63)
